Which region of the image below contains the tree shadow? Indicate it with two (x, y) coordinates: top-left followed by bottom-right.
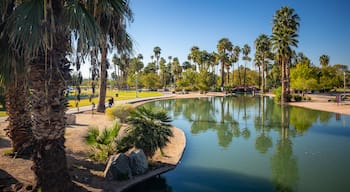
(0, 168), (21, 191)
(0, 136), (11, 148)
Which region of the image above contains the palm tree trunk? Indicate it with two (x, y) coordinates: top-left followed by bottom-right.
(281, 59), (288, 103)
(30, 43), (73, 191)
(5, 75), (33, 157)
(220, 62), (225, 88)
(261, 55), (265, 93)
(97, 39), (108, 112)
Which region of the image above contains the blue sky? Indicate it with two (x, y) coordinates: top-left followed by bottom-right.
(126, 0), (350, 69)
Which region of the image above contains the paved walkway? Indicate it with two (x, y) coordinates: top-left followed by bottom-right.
(0, 95), (174, 123)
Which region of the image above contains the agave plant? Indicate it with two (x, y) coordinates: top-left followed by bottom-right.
(124, 106), (173, 158)
(85, 120), (121, 162)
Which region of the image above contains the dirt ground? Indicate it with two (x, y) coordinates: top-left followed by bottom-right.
(0, 111), (185, 192)
(0, 92), (349, 191)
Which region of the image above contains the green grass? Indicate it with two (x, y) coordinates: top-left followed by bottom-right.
(67, 90), (163, 108)
(0, 90), (163, 117)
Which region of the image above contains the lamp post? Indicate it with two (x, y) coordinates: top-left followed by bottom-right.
(344, 71), (346, 96)
(136, 71), (138, 98)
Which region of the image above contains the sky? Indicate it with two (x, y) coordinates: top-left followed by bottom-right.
(127, 0), (350, 68)
(81, 0), (350, 78)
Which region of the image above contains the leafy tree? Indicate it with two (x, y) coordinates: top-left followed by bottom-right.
(141, 72), (160, 89)
(159, 57), (167, 89)
(271, 6), (300, 103)
(290, 60), (319, 92)
(124, 107), (173, 157)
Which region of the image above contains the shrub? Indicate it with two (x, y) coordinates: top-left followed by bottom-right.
(273, 87), (282, 103)
(120, 106), (173, 157)
(293, 94), (302, 102)
(85, 120), (121, 162)
(106, 104), (135, 123)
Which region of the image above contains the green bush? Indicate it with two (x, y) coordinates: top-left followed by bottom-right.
(119, 106), (174, 157)
(293, 94), (302, 102)
(85, 120), (121, 162)
(106, 104), (135, 123)
(273, 87), (282, 103)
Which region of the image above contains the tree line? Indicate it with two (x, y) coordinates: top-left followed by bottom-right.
(0, 2), (349, 191)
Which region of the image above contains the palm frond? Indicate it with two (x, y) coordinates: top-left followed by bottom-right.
(64, 0), (100, 56)
(85, 126), (99, 145)
(6, 0), (44, 57)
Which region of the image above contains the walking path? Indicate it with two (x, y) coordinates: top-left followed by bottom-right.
(0, 95), (175, 122)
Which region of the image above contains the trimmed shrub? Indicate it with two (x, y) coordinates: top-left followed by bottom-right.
(106, 104), (135, 123)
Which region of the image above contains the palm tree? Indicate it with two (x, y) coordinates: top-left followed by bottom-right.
(217, 38), (233, 88)
(231, 46), (241, 85)
(319, 54), (330, 68)
(255, 34), (271, 93)
(271, 6), (300, 103)
(125, 106), (173, 157)
(159, 57), (167, 89)
(95, 1), (133, 112)
(4, 0), (128, 190)
(0, 2), (33, 157)
(153, 46), (161, 73)
(242, 44), (251, 88)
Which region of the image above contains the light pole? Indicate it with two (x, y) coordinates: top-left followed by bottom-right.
(135, 71), (138, 98)
(344, 71), (346, 96)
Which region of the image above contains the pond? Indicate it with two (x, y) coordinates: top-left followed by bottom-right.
(127, 95), (350, 192)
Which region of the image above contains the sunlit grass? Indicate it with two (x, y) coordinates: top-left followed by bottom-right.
(0, 90), (163, 117)
(67, 90), (163, 108)
(0, 110), (6, 117)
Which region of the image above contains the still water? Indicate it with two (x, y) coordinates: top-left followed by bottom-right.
(127, 96), (350, 192)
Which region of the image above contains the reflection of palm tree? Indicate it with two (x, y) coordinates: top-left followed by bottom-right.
(255, 96), (273, 153)
(271, 104), (298, 191)
(271, 139), (298, 191)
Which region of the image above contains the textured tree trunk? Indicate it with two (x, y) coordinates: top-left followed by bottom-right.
(220, 61), (225, 88)
(30, 39), (73, 191)
(5, 75), (33, 157)
(261, 55), (265, 93)
(281, 59), (288, 103)
(97, 39), (107, 112)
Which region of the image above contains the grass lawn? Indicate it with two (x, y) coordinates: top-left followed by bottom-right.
(0, 110), (6, 117)
(0, 90), (163, 117)
(67, 90), (163, 109)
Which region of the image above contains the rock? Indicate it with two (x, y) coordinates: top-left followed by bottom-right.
(127, 148), (149, 176)
(65, 114), (76, 125)
(104, 153), (132, 181)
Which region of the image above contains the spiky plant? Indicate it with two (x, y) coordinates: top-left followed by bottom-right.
(125, 106), (173, 157)
(85, 120), (121, 162)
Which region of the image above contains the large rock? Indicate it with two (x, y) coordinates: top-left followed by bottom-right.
(104, 153), (132, 181)
(65, 114), (76, 125)
(127, 148), (149, 176)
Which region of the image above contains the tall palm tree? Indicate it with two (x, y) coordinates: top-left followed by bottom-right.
(242, 44), (251, 88)
(4, 0), (126, 190)
(231, 46), (241, 85)
(0, 1), (33, 157)
(153, 46), (161, 73)
(217, 38), (233, 88)
(255, 34), (271, 93)
(95, 0), (133, 112)
(319, 54), (330, 68)
(271, 6), (300, 103)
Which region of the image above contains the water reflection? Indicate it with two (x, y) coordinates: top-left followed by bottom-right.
(136, 96), (349, 192)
